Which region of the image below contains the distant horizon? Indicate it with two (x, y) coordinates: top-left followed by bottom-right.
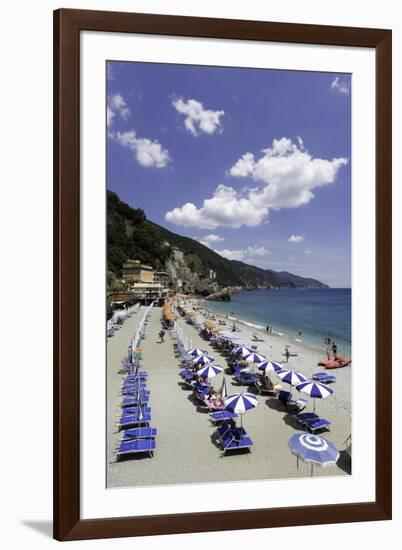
(107, 61), (351, 287)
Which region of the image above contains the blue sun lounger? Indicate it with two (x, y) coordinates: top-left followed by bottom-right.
(122, 381), (147, 391)
(122, 396), (150, 407)
(123, 427), (157, 440)
(220, 429), (253, 457)
(117, 438), (156, 459)
(302, 417), (331, 433)
(123, 388), (148, 398)
(312, 372), (336, 383)
(217, 420), (245, 441)
(210, 410), (239, 424)
(118, 413), (151, 430)
(122, 406), (151, 416)
(294, 412), (320, 423)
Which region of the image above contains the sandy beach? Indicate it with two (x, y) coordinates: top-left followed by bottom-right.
(107, 302), (351, 488)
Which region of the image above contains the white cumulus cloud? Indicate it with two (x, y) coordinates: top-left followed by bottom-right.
(331, 77), (350, 95)
(213, 245), (270, 262)
(198, 234), (225, 247)
(214, 249), (246, 261)
(107, 93), (130, 127)
(288, 235), (304, 243)
(247, 245), (271, 257)
(165, 184), (268, 229)
(166, 138), (347, 229)
(114, 130), (171, 168)
(172, 97), (224, 136)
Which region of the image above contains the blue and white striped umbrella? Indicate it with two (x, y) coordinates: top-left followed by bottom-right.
(288, 432), (339, 476)
(224, 392), (259, 427)
(187, 347), (207, 357)
(296, 381), (334, 412)
(257, 360), (283, 377)
(277, 369), (308, 387)
(234, 346), (254, 357)
(193, 354), (214, 366)
(243, 352), (266, 364)
(197, 364), (223, 379)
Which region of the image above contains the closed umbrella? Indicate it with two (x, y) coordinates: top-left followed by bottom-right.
(288, 432), (339, 476)
(296, 381), (334, 412)
(220, 377), (228, 399)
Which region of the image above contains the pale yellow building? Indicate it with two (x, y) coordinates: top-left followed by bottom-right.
(122, 260), (154, 284)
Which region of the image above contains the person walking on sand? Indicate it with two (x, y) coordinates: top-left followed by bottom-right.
(159, 329), (165, 343)
(285, 347), (290, 363)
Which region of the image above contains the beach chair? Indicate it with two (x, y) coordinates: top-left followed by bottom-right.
(312, 372), (336, 383)
(286, 398), (308, 414)
(121, 406), (151, 416)
(118, 413), (151, 430)
(302, 417), (331, 433)
(254, 379), (278, 396)
(220, 429), (253, 457)
(122, 381), (147, 390)
(210, 410), (239, 424)
(117, 438), (156, 459)
(277, 389), (292, 404)
(122, 427), (157, 440)
(294, 412), (320, 424)
(122, 395), (150, 407)
(123, 388), (148, 397)
(216, 420), (244, 442)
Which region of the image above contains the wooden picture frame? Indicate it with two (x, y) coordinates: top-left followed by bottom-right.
(53, 8), (392, 541)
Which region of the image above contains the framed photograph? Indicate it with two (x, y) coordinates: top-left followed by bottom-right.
(54, 8), (392, 541)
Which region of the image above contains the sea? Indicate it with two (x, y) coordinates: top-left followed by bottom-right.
(203, 288), (351, 357)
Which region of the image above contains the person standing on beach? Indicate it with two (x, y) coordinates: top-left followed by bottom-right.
(285, 347), (290, 363)
(266, 325), (269, 333)
(331, 341), (338, 359)
(159, 329), (165, 343)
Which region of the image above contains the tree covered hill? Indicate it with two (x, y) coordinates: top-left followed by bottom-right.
(107, 190), (328, 290)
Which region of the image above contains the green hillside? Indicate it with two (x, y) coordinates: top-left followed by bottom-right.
(107, 190), (328, 289)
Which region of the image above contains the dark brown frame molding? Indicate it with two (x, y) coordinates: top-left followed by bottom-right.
(54, 8), (392, 541)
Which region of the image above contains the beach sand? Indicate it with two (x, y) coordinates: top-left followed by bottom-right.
(107, 304), (351, 488)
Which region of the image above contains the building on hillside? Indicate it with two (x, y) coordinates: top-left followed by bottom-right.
(154, 271), (170, 287)
(122, 259), (154, 284)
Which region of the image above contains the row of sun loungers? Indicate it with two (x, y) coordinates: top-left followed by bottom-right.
(115, 310), (157, 461)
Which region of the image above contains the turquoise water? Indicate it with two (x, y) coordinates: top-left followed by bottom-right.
(204, 288), (351, 356)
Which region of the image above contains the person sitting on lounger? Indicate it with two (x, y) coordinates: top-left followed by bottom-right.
(261, 376), (274, 391)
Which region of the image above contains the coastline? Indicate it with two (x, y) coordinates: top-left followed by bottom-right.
(195, 297), (352, 416)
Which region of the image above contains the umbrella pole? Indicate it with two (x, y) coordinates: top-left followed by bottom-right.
(311, 463), (314, 477)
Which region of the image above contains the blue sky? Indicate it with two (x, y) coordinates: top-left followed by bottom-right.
(107, 61), (351, 287)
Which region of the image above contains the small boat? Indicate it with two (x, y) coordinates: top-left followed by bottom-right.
(318, 357), (352, 369)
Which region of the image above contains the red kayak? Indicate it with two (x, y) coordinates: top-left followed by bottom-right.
(318, 357), (352, 369)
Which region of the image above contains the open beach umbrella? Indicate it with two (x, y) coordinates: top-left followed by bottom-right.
(296, 381), (334, 412)
(257, 360), (283, 377)
(277, 369), (307, 387)
(243, 352), (266, 364)
(224, 392), (259, 428)
(186, 347), (207, 357)
(193, 354), (214, 366)
(234, 346), (254, 357)
(197, 364), (223, 380)
(220, 377), (228, 399)
(288, 432), (339, 477)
